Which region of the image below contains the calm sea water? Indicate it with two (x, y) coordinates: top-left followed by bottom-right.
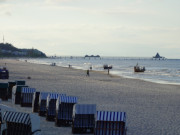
(20, 57), (180, 85)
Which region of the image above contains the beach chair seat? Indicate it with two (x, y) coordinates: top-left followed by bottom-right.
(8, 82), (16, 99)
(0, 83), (8, 100)
(2, 111), (41, 135)
(38, 92), (49, 116)
(32, 91), (40, 112)
(95, 111), (126, 135)
(21, 87), (36, 107)
(55, 96), (77, 127)
(72, 104), (96, 134)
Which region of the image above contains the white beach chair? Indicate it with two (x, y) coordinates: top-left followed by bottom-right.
(1, 111), (41, 135)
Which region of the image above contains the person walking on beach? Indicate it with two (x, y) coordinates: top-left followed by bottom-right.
(86, 69), (90, 76)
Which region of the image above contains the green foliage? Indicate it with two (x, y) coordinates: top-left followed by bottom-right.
(0, 43), (47, 58)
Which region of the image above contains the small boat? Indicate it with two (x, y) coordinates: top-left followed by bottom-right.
(134, 63), (145, 72)
(103, 64), (113, 69)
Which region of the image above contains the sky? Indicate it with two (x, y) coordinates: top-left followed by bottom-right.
(0, 0), (180, 58)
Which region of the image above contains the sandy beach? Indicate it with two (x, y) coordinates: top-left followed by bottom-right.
(1, 58), (180, 135)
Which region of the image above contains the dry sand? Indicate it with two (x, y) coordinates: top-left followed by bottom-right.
(0, 58), (180, 135)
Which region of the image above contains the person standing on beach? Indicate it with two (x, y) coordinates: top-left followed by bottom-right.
(86, 69), (90, 76)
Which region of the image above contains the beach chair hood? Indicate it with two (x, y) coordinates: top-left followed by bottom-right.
(96, 111), (126, 123)
(73, 104), (96, 117)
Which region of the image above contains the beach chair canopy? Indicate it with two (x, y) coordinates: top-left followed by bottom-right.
(39, 92), (49, 100)
(96, 111), (126, 123)
(21, 87), (36, 93)
(0, 104), (16, 121)
(15, 80), (26, 85)
(47, 93), (65, 107)
(3, 111), (40, 132)
(56, 96), (78, 110)
(73, 104), (96, 116)
(0, 83), (8, 88)
(58, 96), (77, 104)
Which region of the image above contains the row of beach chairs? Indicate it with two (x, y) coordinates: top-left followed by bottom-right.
(0, 80), (127, 135)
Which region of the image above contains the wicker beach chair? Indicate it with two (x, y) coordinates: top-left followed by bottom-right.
(72, 104), (96, 134)
(21, 87), (36, 107)
(95, 111), (126, 135)
(1, 111), (41, 135)
(55, 96), (77, 126)
(46, 93), (66, 121)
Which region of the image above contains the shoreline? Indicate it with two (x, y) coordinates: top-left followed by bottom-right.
(21, 58), (180, 86)
(1, 58), (180, 135)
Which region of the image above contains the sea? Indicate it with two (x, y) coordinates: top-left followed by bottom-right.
(20, 57), (180, 85)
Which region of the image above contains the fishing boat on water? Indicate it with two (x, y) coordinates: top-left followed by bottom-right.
(134, 63), (145, 72)
(103, 64), (113, 69)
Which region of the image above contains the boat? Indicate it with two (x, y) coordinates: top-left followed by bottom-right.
(103, 64), (113, 69)
(134, 63), (145, 72)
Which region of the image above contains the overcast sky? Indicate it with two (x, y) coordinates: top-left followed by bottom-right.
(0, 0), (180, 58)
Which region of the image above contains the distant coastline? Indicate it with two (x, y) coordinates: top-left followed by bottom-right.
(0, 43), (47, 58)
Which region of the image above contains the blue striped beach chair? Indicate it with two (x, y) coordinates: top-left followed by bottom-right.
(32, 91), (40, 113)
(38, 92), (49, 116)
(1, 111), (41, 135)
(0, 104), (16, 125)
(12, 85), (28, 104)
(21, 87), (36, 107)
(72, 104), (96, 134)
(46, 93), (66, 121)
(55, 96), (78, 126)
(95, 111), (126, 135)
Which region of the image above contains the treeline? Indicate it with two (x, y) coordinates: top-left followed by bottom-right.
(0, 43), (47, 58)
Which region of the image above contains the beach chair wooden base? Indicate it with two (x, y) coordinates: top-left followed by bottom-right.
(1, 97), (8, 101)
(55, 119), (72, 127)
(33, 107), (39, 113)
(46, 115), (55, 121)
(21, 103), (32, 107)
(72, 126), (94, 134)
(38, 111), (46, 116)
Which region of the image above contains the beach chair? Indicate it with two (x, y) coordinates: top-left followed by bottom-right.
(46, 93), (66, 121)
(95, 111), (126, 135)
(38, 92), (49, 116)
(0, 104), (16, 135)
(0, 83), (8, 101)
(55, 96), (78, 126)
(12, 85), (28, 104)
(1, 111), (41, 135)
(0, 67), (9, 79)
(8, 82), (16, 99)
(72, 104), (96, 134)
(15, 80), (26, 85)
(21, 87), (36, 107)
(32, 91), (40, 113)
